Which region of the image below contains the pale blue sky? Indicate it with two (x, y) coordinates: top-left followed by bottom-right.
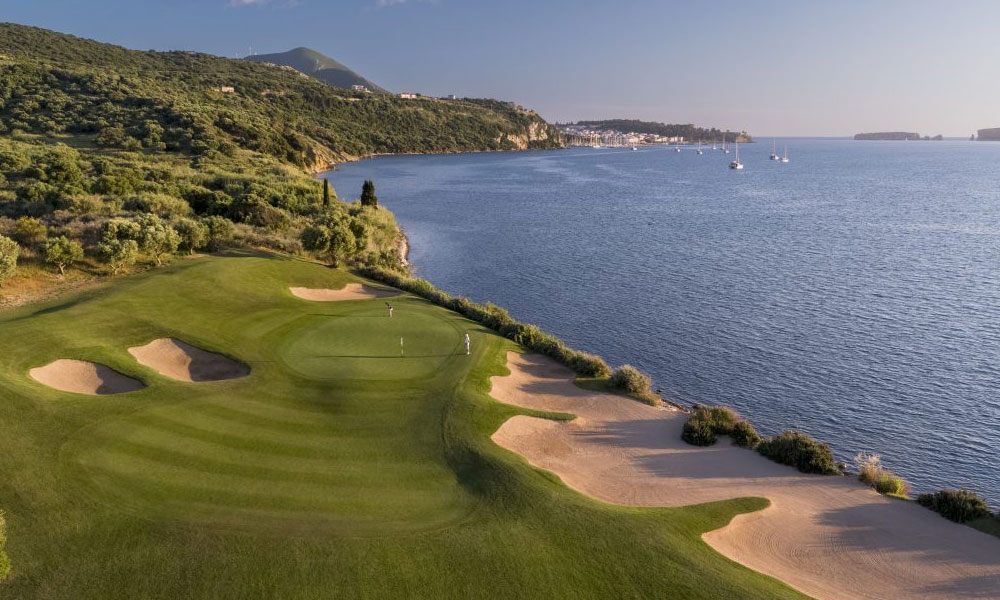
(3, 0), (998, 136)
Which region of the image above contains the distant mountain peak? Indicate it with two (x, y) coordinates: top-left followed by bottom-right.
(245, 47), (387, 93)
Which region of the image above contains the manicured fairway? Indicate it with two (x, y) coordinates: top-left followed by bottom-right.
(0, 252), (807, 599)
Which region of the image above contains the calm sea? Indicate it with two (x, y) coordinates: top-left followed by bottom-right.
(323, 139), (1000, 500)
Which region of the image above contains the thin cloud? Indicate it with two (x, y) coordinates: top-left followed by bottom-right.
(227, 0), (270, 7)
(376, 0), (436, 7)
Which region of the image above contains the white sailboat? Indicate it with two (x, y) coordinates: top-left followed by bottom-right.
(675, 144), (681, 153)
(780, 145), (789, 163)
(729, 141), (743, 169)
(712, 139), (718, 150)
(722, 136), (730, 154)
(696, 140), (704, 155)
(769, 139), (779, 160)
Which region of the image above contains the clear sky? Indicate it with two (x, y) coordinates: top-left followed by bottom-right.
(4, 0), (998, 136)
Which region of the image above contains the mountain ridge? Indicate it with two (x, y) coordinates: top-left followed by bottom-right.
(245, 47), (387, 93)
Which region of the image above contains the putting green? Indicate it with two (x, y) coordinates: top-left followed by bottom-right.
(279, 308), (462, 381)
(0, 253), (806, 599)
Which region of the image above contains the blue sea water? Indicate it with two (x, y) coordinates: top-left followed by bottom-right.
(323, 139), (1000, 500)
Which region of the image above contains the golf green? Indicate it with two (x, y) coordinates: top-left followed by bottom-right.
(0, 252), (806, 599)
(279, 308), (462, 381)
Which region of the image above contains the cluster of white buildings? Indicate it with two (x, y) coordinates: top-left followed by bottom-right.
(556, 124), (683, 147)
(350, 87), (460, 101)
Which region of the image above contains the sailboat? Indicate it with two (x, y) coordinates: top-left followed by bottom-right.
(712, 139), (718, 150)
(722, 136), (730, 154)
(769, 139), (779, 160)
(675, 143), (681, 152)
(729, 142), (743, 169)
(696, 140), (704, 155)
(780, 145), (789, 163)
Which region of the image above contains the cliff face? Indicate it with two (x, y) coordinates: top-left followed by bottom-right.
(976, 128), (1000, 141)
(305, 144), (354, 174)
(498, 121), (562, 149)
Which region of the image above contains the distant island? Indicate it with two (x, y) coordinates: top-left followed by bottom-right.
(558, 119), (752, 146)
(976, 127), (1000, 141)
(854, 132), (943, 141)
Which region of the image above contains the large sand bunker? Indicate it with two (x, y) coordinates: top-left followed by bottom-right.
(30, 359), (145, 395)
(491, 352), (1000, 600)
(289, 283), (398, 301)
(128, 338), (249, 382)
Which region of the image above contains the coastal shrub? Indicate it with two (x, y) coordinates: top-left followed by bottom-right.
(916, 489), (991, 523)
(700, 406), (739, 434)
(565, 351), (611, 378)
(756, 431), (841, 475)
(0, 235), (19, 286)
(680, 406), (760, 448)
(730, 420), (762, 449)
(854, 452), (910, 498)
(610, 365), (652, 394)
(359, 265), (615, 379)
(681, 418), (717, 446)
(301, 224), (331, 252)
(123, 193), (192, 217)
(12, 216), (46, 248)
(202, 215), (234, 250)
(43, 236), (84, 274)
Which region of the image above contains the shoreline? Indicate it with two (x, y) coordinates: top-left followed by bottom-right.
(490, 352), (1000, 599)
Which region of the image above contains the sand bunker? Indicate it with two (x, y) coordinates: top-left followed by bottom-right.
(491, 352), (1000, 600)
(289, 283), (398, 302)
(128, 338), (249, 382)
(30, 359), (145, 395)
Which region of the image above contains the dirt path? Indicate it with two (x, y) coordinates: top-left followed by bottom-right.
(491, 352), (1000, 600)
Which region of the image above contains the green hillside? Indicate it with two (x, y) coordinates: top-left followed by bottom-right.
(0, 23), (562, 168)
(246, 47), (388, 93)
(0, 23), (561, 301)
(0, 253), (806, 599)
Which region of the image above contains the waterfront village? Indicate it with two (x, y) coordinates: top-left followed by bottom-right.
(555, 123), (685, 147)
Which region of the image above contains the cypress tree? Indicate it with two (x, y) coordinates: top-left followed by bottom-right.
(322, 178), (330, 208)
(360, 179), (378, 208)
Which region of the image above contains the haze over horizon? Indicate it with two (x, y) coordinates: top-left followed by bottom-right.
(4, 0), (999, 137)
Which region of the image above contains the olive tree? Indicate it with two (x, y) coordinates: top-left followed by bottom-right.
(98, 239), (139, 275)
(43, 236), (84, 275)
(174, 218), (209, 254)
(135, 214), (180, 265)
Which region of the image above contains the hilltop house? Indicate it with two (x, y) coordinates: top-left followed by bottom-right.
(399, 92), (418, 99)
